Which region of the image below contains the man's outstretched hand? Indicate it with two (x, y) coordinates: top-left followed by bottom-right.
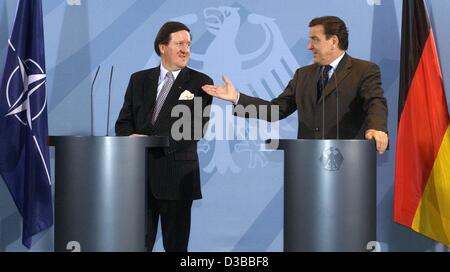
(202, 75), (238, 103)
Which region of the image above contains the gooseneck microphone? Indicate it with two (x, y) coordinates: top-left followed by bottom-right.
(321, 66), (326, 139)
(334, 68), (340, 139)
(106, 66), (114, 136)
(91, 65), (101, 136)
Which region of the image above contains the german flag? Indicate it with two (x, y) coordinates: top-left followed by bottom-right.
(394, 0), (450, 247)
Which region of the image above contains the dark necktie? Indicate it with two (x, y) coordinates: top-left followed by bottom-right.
(151, 71), (174, 125)
(317, 65), (332, 101)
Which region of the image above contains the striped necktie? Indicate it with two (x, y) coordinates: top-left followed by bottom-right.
(317, 65), (332, 101)
(151, 71), (174, 125)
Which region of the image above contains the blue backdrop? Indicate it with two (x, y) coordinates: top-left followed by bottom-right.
(1, 0), (450, 252)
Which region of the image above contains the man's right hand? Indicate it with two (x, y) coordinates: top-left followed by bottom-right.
(202, 75), (238, 103)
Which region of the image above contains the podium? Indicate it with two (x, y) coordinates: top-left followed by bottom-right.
(49, 136), (169, 252)
(274, 139), (376, 252)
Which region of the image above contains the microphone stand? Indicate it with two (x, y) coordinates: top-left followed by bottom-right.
(334, 69), (339, 140)
(321, 66), (325, 139)
(91, 66), (101, 136)
(106, 66), (114, 136)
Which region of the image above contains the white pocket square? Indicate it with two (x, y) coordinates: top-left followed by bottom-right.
(178, 90), (194, 100)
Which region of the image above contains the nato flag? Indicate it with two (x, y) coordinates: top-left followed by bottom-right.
(0, 0), (53, 249)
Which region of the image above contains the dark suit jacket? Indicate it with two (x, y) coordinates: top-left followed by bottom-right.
(115, 66), (213, 200)
(235, 54), (387, 139)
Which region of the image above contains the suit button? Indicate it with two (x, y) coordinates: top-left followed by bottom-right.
(315, 127), (320, 132)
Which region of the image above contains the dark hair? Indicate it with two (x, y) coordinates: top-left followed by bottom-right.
(154, 21), (191, 56)
(309, 16), (348, 50)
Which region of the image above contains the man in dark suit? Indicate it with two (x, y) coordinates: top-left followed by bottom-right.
(115, 22), (213, 252)
(202, 16), (388, 154)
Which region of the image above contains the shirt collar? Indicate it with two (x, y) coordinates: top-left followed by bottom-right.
(159, 63), (181, 83)
(329, 52), (346, 71)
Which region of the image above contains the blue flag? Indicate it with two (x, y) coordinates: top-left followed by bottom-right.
(0, 0), (53, 249)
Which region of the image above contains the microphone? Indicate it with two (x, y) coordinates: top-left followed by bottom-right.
(91, 65), (101, 136)
(106, 66), (114, 136)
(321, 66), (325, 139)
(334, 68), (339, 139)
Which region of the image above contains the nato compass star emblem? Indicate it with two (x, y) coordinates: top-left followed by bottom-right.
(320, 147), (344, 171)
(3, 40), (51, 186)
(5, 41), (47, 130)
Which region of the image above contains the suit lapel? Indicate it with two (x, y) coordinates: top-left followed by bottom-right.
(310, 64), (322, 105)
(319, 54), (352, 103)
(152, 67), (190, 128)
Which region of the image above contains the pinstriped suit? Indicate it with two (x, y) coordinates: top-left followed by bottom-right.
(115, 66), (213, 251)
